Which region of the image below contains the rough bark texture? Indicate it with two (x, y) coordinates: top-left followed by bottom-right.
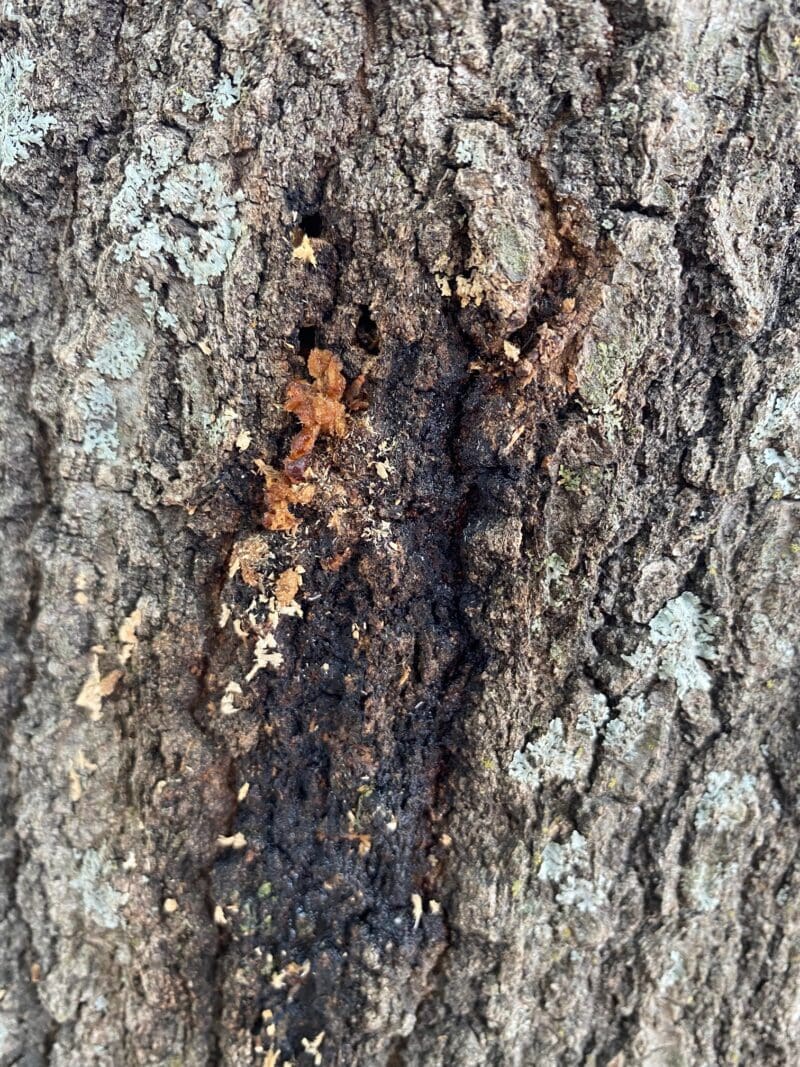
(2, 1), (799, 1064)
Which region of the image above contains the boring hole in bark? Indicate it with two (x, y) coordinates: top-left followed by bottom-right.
(299, 211), (323, 237)
(297, 325), (318, 358)
(355, 306), (380, 354)
(507, 265), (581, 355)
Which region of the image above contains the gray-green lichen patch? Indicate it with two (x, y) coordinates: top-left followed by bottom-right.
(695, 770), (758, 833)
(0, 326), (18, 350)
(134, 278), (179, 332)
(574, 219), (680, 438)
(423, 119), (548, 328)
(179, 70), (243, 121)
(76, 314), (148, 461)
(208, 71), (243, 120)
(109, 132), (242, 286)
(89, 315), (145, 380)
(683, 860), (737, 914)
(509, 694), (607, 791)
(747, 347), (800, 496)
(0, 48), (55, 176)
(541, 552), (570, 607)
(658, 949), (686, 993)
(602, 695), (651, 760)
(537, 832), (607, 915)
(762, 448), (799, 497)
(575, 337), (626, 433)
(69, 849), (128, 930)
(596, 690), (673, 799)
(625, 592), (720, 703)
(76, 378), (119, 461)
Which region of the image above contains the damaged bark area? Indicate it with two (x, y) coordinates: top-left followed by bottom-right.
(1, 1), (799, 1065)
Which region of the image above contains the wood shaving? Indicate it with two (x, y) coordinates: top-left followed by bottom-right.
(246, 637), (284, 681)
(220, 680), (243, 715)
(283, 348), (347, 473)
(301, 1031), (325, 1065)
(274, 567), (302, 608)
(501, 425), (526, 455)
(118, 607), (142, 664)
(291, 232), (317, 266)
(76, 656), (123, 721)
(68, 768), (82, 802)
(262, 349), (347, 531)
(343, 832), (371, 856)
(271, 959), (311, 990)
(232, 534), (273, 587)
(217, 832), (247, 849)
(411, 892), (423, 929)
(262, 466), (316, 532)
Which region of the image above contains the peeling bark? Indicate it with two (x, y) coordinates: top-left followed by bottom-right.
(1, 1), (799, 1065)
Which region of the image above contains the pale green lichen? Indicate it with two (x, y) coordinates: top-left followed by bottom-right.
(762, 448), (799, 496)
(81, 423), (119, 461)
(452, 129), (488, 168)
(510, 720), (574, 789)
(577, 338), (626, 436)
(89, 315), (145, 380)
(180, 89), (204, 111)
(509, 695), (607, 790)
(695, 770), (758, 833)
(78, 314), (147, 459)
(684, 860), (736, 913)
(602, 695), (650, 759)
(537, 832), (607, 915)
(749, 361), (800, 443)
(76, 378), (119, 461)
(180, 71), (242, 121)
(625, 592), (720, 702)
(208, 72), (242, 120)
(557, 465), (582, 493)
(542, 552), (570, 607)
(0, 49), (55, 176)
(157, 305), (179, 330)
(658, 949), (686, 992)
(134, 277), (179, 332)
(748, 368), (800, 495)
(70, 849), (128, 930)
(110, 136), (242, 285)
(495, 222), (530, 283)
(0, 326), (17, 350)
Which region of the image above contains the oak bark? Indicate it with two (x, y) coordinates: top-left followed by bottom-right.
(1, 1), (799, 1065)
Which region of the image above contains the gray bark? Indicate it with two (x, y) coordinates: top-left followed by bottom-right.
(1, 1), (799, 1064)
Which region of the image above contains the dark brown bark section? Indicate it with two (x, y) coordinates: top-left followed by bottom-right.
(1, 1), (799, 1065)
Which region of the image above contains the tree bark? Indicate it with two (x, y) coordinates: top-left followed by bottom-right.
(2, 1), (799, 1064)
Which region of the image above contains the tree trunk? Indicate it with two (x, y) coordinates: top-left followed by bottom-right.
(2, 1), (799, 1064)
